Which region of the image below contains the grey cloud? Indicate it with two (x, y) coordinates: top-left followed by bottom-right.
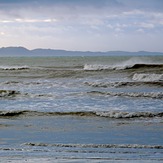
(0, 0), (121, 6)
(120, 0), (163, 11)
(0, 0), (123, 22)
(0, 0), (120, 14)
(1, 0), (163, 12)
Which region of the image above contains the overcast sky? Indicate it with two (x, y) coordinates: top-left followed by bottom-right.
(0, 0), (163, 52)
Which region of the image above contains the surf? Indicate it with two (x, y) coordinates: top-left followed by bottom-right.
(0, 110), (163, 119)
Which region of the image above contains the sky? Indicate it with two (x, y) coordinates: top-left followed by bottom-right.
(0, 0), (163, 52)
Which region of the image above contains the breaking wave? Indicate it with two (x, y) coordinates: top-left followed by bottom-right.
(84, 63), (163, 71)
(95, 111), (163, 118)
(133, 73), (163, 82)
(84, 64), (112, 71)
(0, 65), (29, 70)
(24, 143), (163, 149)
(127, 63), (163, 69)
(0, 110), (162, 119)
(88, 91), (163, 99)
(84, 57), (163, 71)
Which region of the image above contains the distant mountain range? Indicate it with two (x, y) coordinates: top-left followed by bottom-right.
(0, 46), (163, 56)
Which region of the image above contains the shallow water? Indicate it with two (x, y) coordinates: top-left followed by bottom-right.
(1, 115), (163, 161)
(0, 56), (163, 162)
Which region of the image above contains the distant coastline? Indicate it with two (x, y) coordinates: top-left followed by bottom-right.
(0, 46), (163, 56)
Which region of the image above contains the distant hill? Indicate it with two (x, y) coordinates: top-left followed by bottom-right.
(0, 46), (163, 56)
(0, 47), (30, 56)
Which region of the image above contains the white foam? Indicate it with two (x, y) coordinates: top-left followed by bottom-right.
(95, 111), (162, 118)
(83, 64), (112, 70)
(0, 65), (29, 70)
(133, 73), (163, 82)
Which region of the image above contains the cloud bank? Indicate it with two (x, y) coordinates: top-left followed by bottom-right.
(0, 0), (163, 52)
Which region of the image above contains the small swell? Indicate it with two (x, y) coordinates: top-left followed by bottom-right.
(0, 110), (162, 119)
(0, 148), (23, 151)
(0, 110), (29, 117)
(3, 81), (42, 85)
(0, 110), (95, 117)
(84, 81), (124, 88)
(88, 91), (163, 99)
(3, 81), (20, 85)
(0, 90), (20, 97)
(84, 81), (163, 88)
(0, 90), (54, 99)
(24, 143), (163, 149)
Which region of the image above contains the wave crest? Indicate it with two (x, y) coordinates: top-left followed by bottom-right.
(84, 63), (163, 71)
(88, 91), (163, 99)
(84, 81), (163, 88)
(0, 110), (162, 119)
(24, 143), (163, 149)
(0, 90), (20, 97)
(133, 73), (163, 82)
(0, 65), (29, 70)
(83, 64), (112, 71)
(95, 111), (163, 118)
(83, 57), (163, 71)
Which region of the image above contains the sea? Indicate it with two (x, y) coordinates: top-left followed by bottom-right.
(0, 55), (163, 162)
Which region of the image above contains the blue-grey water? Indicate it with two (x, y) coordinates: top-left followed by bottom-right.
(0, 56), (163, 162)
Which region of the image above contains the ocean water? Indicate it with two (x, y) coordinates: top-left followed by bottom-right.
(0, 56), (163, 162)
